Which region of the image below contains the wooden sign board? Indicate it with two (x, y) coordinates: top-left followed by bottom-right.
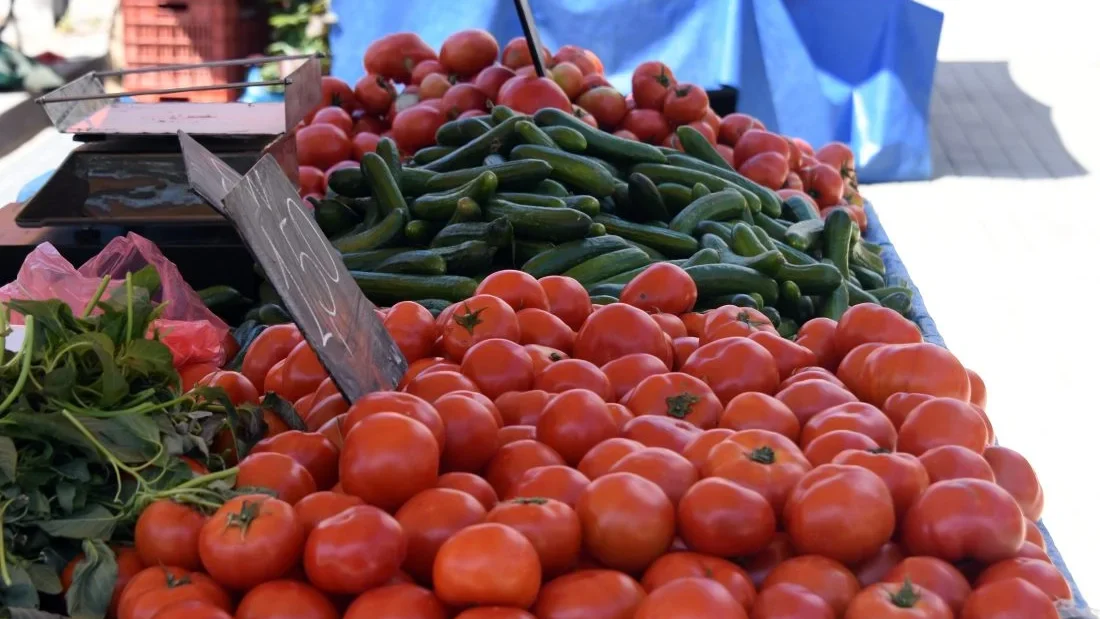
(513, 0), (548, 77)
(179, 131), (406, 401)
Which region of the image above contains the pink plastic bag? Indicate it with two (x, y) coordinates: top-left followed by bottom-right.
(0, 234), (230, 367)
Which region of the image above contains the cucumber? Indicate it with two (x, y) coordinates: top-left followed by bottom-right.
(351, 272), (479, 304)
(879, 291), (913, 315)
(736, 204), (755, 225)
(415, 299), (452, 317)
(332, 207), (407, 253)
(594, 263), (651, 286)
(694, 221), (737, 248)
(404, 219), (441, 246)
(424, 115), (522, 171)
(515, 119), (559, 148)
(563, 247), (652, 287)
(676, 125), (729, 169)
(691, 182), (712, 201)
(510, 144), (617, 197)
(685, 264), (780, 305)
(430, 240), (497, 275)
(375, 138), (403, 180)
(436, 117), (492, 146)
(821, 285), (850, 320)
(863, 240), (884, 255)
(341, 247), (407, 271)
(698, 233), (741, 264)
(626, 172), (670, 222)
(375, 250), (448, 275)
(669, 191), (747, 235)
(582, 154), (625, 179)
(485, 199), (593, 243)
(631, 163), (735, 193)
(775, 262), (843, 295)
(587, 282), (626, 298)
(448, 196), (482, 224)
(311, 198), (360, 238)
(412, 171), (498, 220)
(619, 239), (664, 261)
(779, 280), (801, 306)
(774, 240), (817, 266)
(665, 153), (783, 217)
(490, 105), (517, 124)
(514, 239), (557, 264)
(681, 247), (723, 268)
(257, 303), (291, 325)
(867, 286), (914, 303)
(753, 213), (789, 242)
(694, 293), (762, 311)
(532, 107), (667, 164)
(778, 318), (799, 339)
(522, 235), (632, 278)
(413, 145), (457, 165)
(852, 265), (886, 289)
(564, 195), (601, 217)
(846, 282), (880, 306)
(326, 168), (370, 198)
(783, 195), (820, 221)
(543, 125), (587, 152)
(483, 153), (507, 166)
(589, 295), (620, 305)
(399, 168), (437, 196)
(822, 208), (854, 279)
(657, 183), (694, 215)
(784, 218), (825, 252)
(535, 178), (570, 197)
(751, 225), (779, 251)
(594, 215), (699, 258)
(197, 285), (251, 309)
(761, 307), (783, 328)
(361, 152), (408, 215)
(430, 217), (514, 249)
(425, 159), (552, 192)
(852, 240), (886, 275)
(496, 193), (568, 208)
(587, 222), (607, 237)
(730, 222), (770, 256)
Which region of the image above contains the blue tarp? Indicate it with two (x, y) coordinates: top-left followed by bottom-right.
(328, 0), (942, 182)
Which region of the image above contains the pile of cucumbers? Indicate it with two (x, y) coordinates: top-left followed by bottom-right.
(302, 105), (912, 335)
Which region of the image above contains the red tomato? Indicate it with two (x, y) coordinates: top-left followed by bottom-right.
(525, 344), (569, 375)
(882, 557), (971, 615)
(739, 151), (789, 190)
(621, 108), (672, 144)
(198, 494), (304, 590)
(294, 491), (364, 531)
(117, 566), (231, 619)
(534, 569), (645, 618)
(384, 300), (438, 363)
(678, 477), (775, 557)
(601, 353), (669, 402)
(576, 86), (628, 129)
(800, 401), (897, 450)
(682, 337), (780, 403)
(719, 392), (800, 442)
(353, 74), (396, 115)
(632, 61), (676, 111)
(803, 430), (879, 467)
(671, 336), (699, 370)
(235, 451), (316, 505)
(303, 505), (406, 595)
(751, 582), (834, 619)
(816, 142), (857, 182)
(662, 83), (708, 126)
(762, 555), (860, 616)
(747, 331), (817, 381)
(846, 580), (953, 619)
(241, 323), (302, 394)
(536, 389), (618, 465)
(152, 601), (233, 619)
(441, 295), (521, 361)
(486, 497), (582, 578)
(577, 437), (645, 480)
(718, 112), (765, 146)
(391, 104), (447, 153)
(608, 447), (697, 506)
(553, 45), (601, 75)
(501, 36), (552, 70)
(621, 415), (702, 453)
(197, 370), (259, 405)
(614, 128), (640, 141)
(733, 129), (790, 168)
(251, 430), (340, 490)
(297, 166), (325, 198)
(795, 317), (841, 371)
(538, 275), (593, 330)
(476, 270), (550, 311)
(774, 378), (858, 427)
(346, 391), (445, 448)
(833, 449), (929, 521)
(439, 29), (499, 76)
(434, 392), (500, 473)
(437, 472), (499, 511)
(636, 577), (747, 619)
(394, 487), (487, 584)
(919, 444), (996, 484)
(621, 372), (721, 429)
(642, 552), (755, 610)
(705, 430), (810, 517)
(897, 397), (990, 456)
(340, 412), (441, 512)
(296, 123), (351, 170)
(234, 580), (338, 619)
(620, 262), (698, 315)
(62, 547), (144, 617)
(967, 367), (988, 409)
(534, 358), (613, 401)
(904, 478), (1026, 564)
(280, 340), (329, 402)
(517, 308), (576, 353)
(134, 500), (206, 570)
(802, 163), (847, 207)
(984, 445), (1044, 521)
(362, 32), (437, 83)
(433, 523), (542, 608)
(493, 389), (550, 427)
(497, 75), (572, 114)
(484, 439), (566, 498)
(550, 61), (585, 100)
(576, 472), (676, 573)
(311, 106), (353, 135)
(574, 303), (673, 369)
(854, 541), (907, 587)
(343, 583), (448, 617)
(961, 579), (1058, 619)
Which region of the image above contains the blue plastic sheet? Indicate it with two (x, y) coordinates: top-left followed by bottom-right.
(328, 0), (941, 182)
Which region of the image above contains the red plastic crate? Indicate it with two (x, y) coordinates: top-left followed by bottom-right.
(121, 0), (268, 102)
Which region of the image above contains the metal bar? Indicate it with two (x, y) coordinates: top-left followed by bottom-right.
(93, 53), (324, 78)
(36, 79), (292, 104)
(513, 0), (548, 77)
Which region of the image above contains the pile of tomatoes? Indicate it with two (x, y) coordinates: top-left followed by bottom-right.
(103, 265), (1074, 619)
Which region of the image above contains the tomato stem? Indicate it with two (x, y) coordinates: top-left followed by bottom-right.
(665, 392), (700, 420)
(890, 579), (921, 608)
(453, 303), (486, 335)
(225, 498), (265, 538)
(747, 446), (776, 465)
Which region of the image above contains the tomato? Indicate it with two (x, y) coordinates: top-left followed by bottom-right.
(234, 580), (341, 619)
(896, 397), (989, 456)
(603, 447), (696, 506)
(636, 577), (747, 619)
(740, 533), (794, 590)
(293, 491), (364, 532)
(854, 541), (906, 587)
(353, 74), (396, 116)
(490, 389), (547, 427)
(485, 439), (566, 498)
(774, 378), (858, 427)
(240, 324), (301, 392)
(515, 308), (576, 354)
(800, 163), (845, 206)
(571, 86), (625, 130)
(252, 429), (339, 489)
(614, 129), (640, 141)
(718, 392), (800, 442)
(762, 555), (860, 616)
(682, 336), (779, 403)
(620, 108), (672, 144)
(418, 73), (452, 100)
(705, 430), (810, 517)
(803, 430), (879, 467)
(508, 465), (590, 507)
(312, 106), (353, 135)
(434, 392), (500, 473)
(315, 413), (350, 451)
(1025, 519), (1047, 550)
(834, 304), (921, 359)
(966, 367), (988, 408)
(362, 32), (436, 83)
(134, 500), (206, 570)
(277, 340), (326, 402)
(547, 61), (584, 100)
(983, 445), (1044, 521)
(474, 270), (548, 312)
(471, 65), (514, 100)
(455, 609), (536, 619)
(457, 339), (534, 401)
(739, 151), (789, 190)
(960, 579), (1058, 619)
(576, 472), (675, 572)
(534, 358), (613, 400)
(833, 449), (929, 521)
(432, 522), (541, 607)
(303, 505), (406, 595)
(400, 357), (451, 389)
(117, 567), (231, 619)
(480, 497), (581, 580)
(554, 45), (601, 75)
(799, 402), (897, 450)
(918, 444), (995, 484)
(977, 557), (1071, 603)
(390, 488), (488, 586)
(620, 372), (720, 429)
(717, 112), (763, 146)
(497, 75), (572, 114)
(538, 275), (593, 330)
(296, 123), (352, 170)
(834, 342), (884, 400)
(865, 343), (972, 406)
(619, 262), (697, 315)
(751, 582), (834, 619)
(434, 472), (497, 512)
(658, 83), (707, 126)
(671, 336), (699, 370)
(391, 104), (446, 153)
(640, 554), (755, 612)
(748, 331), (817, 380)
(621, 415), (702, 453)
(779, 367), (848, 391)
(881, 392), (933, 429)
(574, 438), (643, 481)
(341, 412), (440, 512)
(632, 61), (676, 111)
(152, 601), (232, 619)
(520, 345), (565, 377)
(733, 129), (790, 168)
(701, 306), (776, 341)
(647, 314), (687, 341)
(676, 477), (775, 557)
(574, 303), (673, 368)
(383, 301), (438, 363)
(903, 478), (1026, 564)
(438, 29), (498, 77)
(235, 452), (317, 505)
(816, 142), (856, 179)
(346, 391), (445, 448)
(501, 36), (552, 70)
(405, 370), (480, 402)
(534, 388), (618, 465)
(296, 166), (325, 198)
(198, 494), (303, 590)
(440, 295), (521, 361)
(845, 580), (953, 619)
(302, 393), (347, 432)
(198, 370), (259, 405)
(600, 353), (668, 402)
(673, 428), (728, 472)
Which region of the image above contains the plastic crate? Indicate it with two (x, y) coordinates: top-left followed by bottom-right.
(121, 0), (268, 102)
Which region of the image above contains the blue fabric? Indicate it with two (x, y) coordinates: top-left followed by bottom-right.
(864, 201), (1089, 609)
(328, 0), (941, 182)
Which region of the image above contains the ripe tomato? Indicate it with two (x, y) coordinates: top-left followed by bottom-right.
(418, 73), (452, 100)
(473, 64), (516, 100)
(904, 478), (1026, 564)
(678, 477), (776, 556)
(405, 370), (480, 402)
(484, 439), (566, 498)
(635, 577), (746, 619)
(296, 123), (351, 171)
(961, 579), (1058, 619)
(742, 533), (795, 589)
(493, 389), (549, 426)
(280, 340), (329, 402)
(391, 104), (447, 153)
(621, 372), (721, 429)
(671, 336), (699, 370)
(762, 555), (860, 617)
(241, 324), (302, 393)
(346, 391), (445, 448)
(983, 445), (1044, 521)
(774, 378), (858, 427)
(509, 465), (590, 507)
(978, 557), (1071, 602)
(802, 430), (879, 467)
(882, 392), (934, 429)
(678, 429), (731, 472)
(649, 314), (686, 339)
(433, 522), (541, 608)
(739, 151), (789, 190)
(344, 583), (448, 617)
(574, 303), (673, 369)
(439, 29), (499, 77)
(485, 497), (581, 578)
(784, 464), (895, 564)
(134, 499), (205, 570)
(117, 566), (231, 619)
(897, 397), (989, 455)
(854, 541), (906, 587)
(718, 392), (800, 442)
(293, 491), (364, 531)
(476, 270), (550, 312)
(799, 402), (897, 450)
(235, 451), (317, 505)
(779, 367), (848, 391)
(234, 580), (339, 619)
(801, 163), (845, 206)
(516, 308), (576, 353)
(304, 505), (405, 595)
(152, 601), (232, 619)
(833, 449), (929, 521)
(576, 437), (645, 480)
(383, 301), (438, 363)
(497, 75), (572, 114)
(751, 582), (834, 619)
(816, 142), (856, 179)
(297, 166), (325, 197)
(846, 580), (953, 619)
(353, 74), (396, 115)
(717, 112), (765, 146)
(432, 473), (496, 513)
(531, 277), (590, 331)
(702, 305), (777, 341)
(967, 367), (988, 408)
(554, 45), (601, 75)
(882, 558), (969, 614)
(501, 36), (552, 70)
(576, 86), (628, 129)
(458, 338), (535, 399)
(535, 389), (618, 465)
(198, 494), (304, 590)
(304, 392), (349, 432)
(608, 447), (697, 505)
(312, 105), (353, 134)
(834, 304), (921, 358)
(441, 295), (521, 361)
(340, 412), (441, 511)
(251, 430), (339, 490)
(919, 444), (995, 483)
(434, 392), (500, 472)
(632, 61), (676, 111)
(362, 32), (436, 83)
(619, 263), (697, 315)
(682, 336), (780, 403)
(198, 370), (259, 405)
(864, 343), (971, 406)
(576, 472), (675, 572)
(748, 331), (817, 380)
(621, 415), (701, 453)
(534, 569), (646, 618)
(600, 353), (669, 402)
(393, 488), (487, 584)
(734, 129), (790, 168)
(316, 413), (350, 450)
(835, 342), (884, 399)
(549, 61), (585, 99)
(705, 429), (811, 516)
(642, 552), (755, 610)
(621, 108), (672, 144)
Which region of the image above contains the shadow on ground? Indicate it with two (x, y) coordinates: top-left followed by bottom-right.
(930, 61), (1087, 179)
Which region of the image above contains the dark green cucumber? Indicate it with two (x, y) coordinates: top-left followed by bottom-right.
(852, 241), (886, 275)
(311, 198), (360, 238)
(413, 145), (457, 165)
(753, 213), (789, 242)
(332, 207), (407, 253)
(778, 318), (799, 339)
(779, 280), (801, 306)
(783, 195), (820, 222)
(436, 117), (492, 146)
(521, 235), (631, 278)
(681, 248), (723, 268)
(631, 163), (735, 193)
(698, 233), (741, 264)
(846, 282), (880, 306)
(775, 262), (843, 295)
(658, 183), (694, 215)
(430, 240), (497, 275)
(532, 108), (667, 164)
(583, 154), (626, 180)
(587, 222), (607, 237)
(862, 240), (884, 255)
(587, 282), (626, 298)
(326, 168), (370, 198)
(698, 293), (762, 311)
(867, 286), (914, 303)
(404, 219), (441, 246)
(341, 247), (407, 271)
(515, 119), (559, 148)
(563, 247), (651, 287)
(694, 221), (737, 248)
(684, 264), (780, 305)
(543, 125), (587, 152)
(774, 240), (817, 266)
(490, 105), (517, 124)
(589, 295), (620, 305)
(751, 225), (779, 251)
(399, 168), (437, 196)
(256, 303), (291, 325)
(351, 272), (478, 304)
(431, 217), (514, 249)
(423, 115), (522, 171)
(852, 265), (886, 290)
(412, 172), (498, 220)
(375, 138), (403, 181)
(665, 153), (782, 217)
(361, 152), (408, 215)
(676, 125), (729, 169)
(510, 144), (617, 197)
(483, 153), (507, 166)
(426, 159), (551, 192)
(626, 172), (670, 222)
(730, 222), (770, 256)
(595, 263), (651, 286)
(496, 192), (568, 209)
(485, 199), (593, 243)
(821, 285), (850, 320)
(691, 182), (712, 201)
(535, 178), (570, 196)
(415, 299), (452, 317)
(761, 307), (783, 328)
(736, 204), (755, 225)
(593, 215), (699, 258)
(514, 239), (556, 264)
(669, 191), (746, 235)
(784, 218), (825, 252)
(879, 291), (913, 315)
(822, 208), (855, 279)
(619, 239), (664, 261)
(448, 196), (482, 224)
(375, 250), (448, 275)
(564, 195), (601, 217)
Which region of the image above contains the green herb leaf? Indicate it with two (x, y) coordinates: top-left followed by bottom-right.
(42, 365), (76, 400)
(56, 481), (76, 513)
(260, 392), (308, 432)
(54, 458), (91, 482)
(129, 265), (162, 297)
(80, 415), (161, 464)
(36, 504), (117, 539)
(0, 563), (40, 610)
(26, 563), (63, 595)
(118, 339), (175, 378)
(65, 540), (116, 619)
(0, 436), (17, 480)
